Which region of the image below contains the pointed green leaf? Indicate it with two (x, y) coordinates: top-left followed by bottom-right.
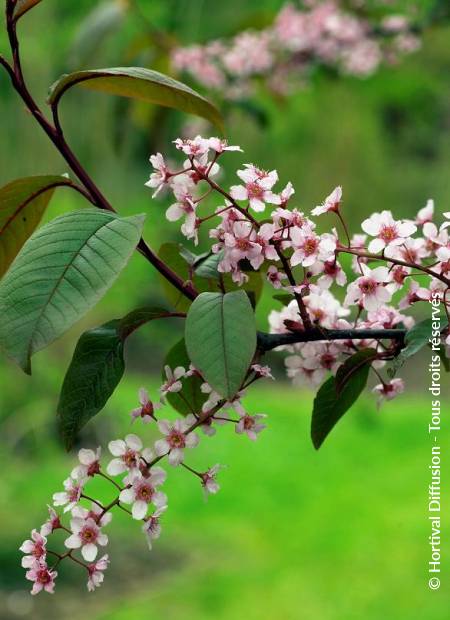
(57, 320), (125, 450)
(388, 316), (448, 377)
(13, 0), (42, 20)
(185, 291), (257, 400)
(335, 348), (378, 395)
(0, 175), (76, 278)
(118, 306), (183, 339)
(0, 209), (144, 373)
(48, 67), (224, 133)
(57, 305), (179, 448)
(311, 350), (374, 450)
(163, 338), (208, 416)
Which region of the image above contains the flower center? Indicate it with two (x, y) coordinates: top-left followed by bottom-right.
(37, 569), (52, 584)
(247, 182), (264, 200)
(243, 416), (255, 430)
(168, 430), (186, 449)
(81, 526), (98, 544)
(87, 461), (100, 477)
(359, 279), (377, 294)
(380, 225), (397, 242)
(303, 237), (318, 255)
(236, 238), (252, 251)
(136, 483), (154, 503)
(320, 353), (336, 369)
(123, 449), (137, 468)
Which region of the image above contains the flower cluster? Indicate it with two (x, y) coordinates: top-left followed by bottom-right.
(146, 135), (450, 404)
(20, 368), (269, 594)
(172, 1), (421, 98)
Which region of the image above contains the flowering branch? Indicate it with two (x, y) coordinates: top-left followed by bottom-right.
(0, 1), (197, 301)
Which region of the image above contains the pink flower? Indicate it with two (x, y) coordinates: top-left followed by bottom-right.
(154, 415), (199, 466)
(87, 554), (109, 592)
(142, 505), (167, 549)
(373, 378), (405, 403)
(317, 259), (347, 289)
(311, 186), (342, 216)
(230, 164), (281, 212)
(235, 406), (266, 440)
(40, 506), (61, 537)
(119, 469), (167, 519)
(131, 388), (161, 424)
(71, 447), (101, 481)
(165, 177), (199, 244)
(26, 561), (57, 595)
(254, 223), (279, 264)
(223, 220), (262, 269)
(251, 364), (274, 379)
(208, 137), (242, 153)
(173, 135), (210, 156)
(344, 265), (392, 311)
(398, 280), (429, 309)
(53, 477), (83, 513)
(361, 210), (417, 253)
(415, 199), (434, 225)
(65, 517), (108, 562)
(71, 503), (112, 528)
(266, 265), (285, 289)
(290, 228), (336, 267)
(20, 530), (47, 569)
(279, 182), (295, 207)
(145, 153), (171, 197)
(160, 365), (186, 399)
(201, 464), (223, 496)
(107, 434), (153, 477)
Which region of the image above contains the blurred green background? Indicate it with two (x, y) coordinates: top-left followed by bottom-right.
(0, 1), (449, 619)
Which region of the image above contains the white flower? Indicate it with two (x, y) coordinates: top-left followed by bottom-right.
(106, 434), (153, 477)
(160, 365), (186, 399)
(87, 554), (109, 592)
(71, 447), (101, 481)
(311, 186), (342, 216)
(119, 469), (167, 519)
(208, 137), (242, 153)
(415, 199), (434, 225)
(361, 210), (417, 253)
(372, 378), (405, 403)
(230, 164), (281, 212)
(130, 388), (161, 424)
(145, 153), (170, 197)
(290, 228), (336, 268)
(201, 464), (223, 496)
(142, 505), (167, 549)
(40, 506), (61, 537)
(20, 530), (47, 568)
(53, 478), (83, 513)
(344, 265), (392, 311)
(64, 517), (108, 562)
(154, 415), (199, 466)
(234, 405), (266, 441)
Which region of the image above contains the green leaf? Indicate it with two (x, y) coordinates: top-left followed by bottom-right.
(388, 316), (449, 377)
(57, 320), (125, 450)
(311, 351), (374, 450)
(0, 209), (144, 373)
(68, 0), (127, 69)
(194, 251), (223, 280)
(335, 348), (378, 395)
(163, 338), (208, 416)
(0, 175), (76, 278)
(13, 0), (42, 20)
(185, 291), (257, 400)
(48, 67), (224, 133)
(118, 306), (183, 339)
(57, 305), (179, 448)
(272, 293), (292, 307)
